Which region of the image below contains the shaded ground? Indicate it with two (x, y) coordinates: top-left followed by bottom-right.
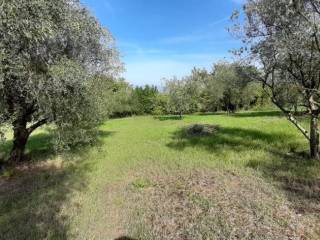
(0, 130), (113, 240)
(154, 115), (183, 121)
(0, 160), (83, 239)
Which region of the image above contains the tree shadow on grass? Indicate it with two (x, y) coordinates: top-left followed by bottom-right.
(166, 126), (291, 154)
(247, 152), (320, 215)
(196, 112), (229, 116)
(194, 111), (283, 118)
(167, 125), (320, 217)
(232, 111), (283, 118)
(114, 237), (137, 240)
(154, 115), (183, 121)
(0, 130), (115, 240)
(0, 130), (115, 163)
(0, 132), (55, 163)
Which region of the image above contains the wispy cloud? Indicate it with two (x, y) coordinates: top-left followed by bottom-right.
(118, 36), (237, 86)
(118, 41), (172, 57)
(160, 16), (230, 45)
(231, 0), (246, 5)
(160, 34), (209, 45)
(209, 17), (230, 27)
(102, 1), (115, 13)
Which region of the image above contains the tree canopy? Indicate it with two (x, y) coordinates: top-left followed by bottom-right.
(231, 0), (320, 158)
(0, 0), (121, 163)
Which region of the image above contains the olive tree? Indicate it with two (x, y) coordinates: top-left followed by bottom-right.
(205, 62), (259, 113)
(0, 0), (121, 163)
(231, 0), (320, 159)
(164, 77), (191, 118)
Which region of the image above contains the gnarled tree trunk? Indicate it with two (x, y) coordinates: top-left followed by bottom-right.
(7, 114), (48, 164)
(9, 118), (30, 163)
(309, 114), (319, 160)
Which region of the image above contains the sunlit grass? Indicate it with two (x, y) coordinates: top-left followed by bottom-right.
(0, 111), (319, 239)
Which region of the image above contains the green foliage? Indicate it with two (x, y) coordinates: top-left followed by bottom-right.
(164, 77), (192, 116)
(163, 63), (263, 115)
(0, 0), (121, 158)
(132, 85), (159, 115)
(231, 0), (320, 158)
(91, 76), (133, 120)
(102, 63), (265, 119)
(151, 94), (168, 116)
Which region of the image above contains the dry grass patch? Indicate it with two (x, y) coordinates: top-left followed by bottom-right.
(129, 170), (318, 240)
(185, 124), (220, 137)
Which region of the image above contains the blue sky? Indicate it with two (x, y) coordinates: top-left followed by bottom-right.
(81, 0), (245, 86)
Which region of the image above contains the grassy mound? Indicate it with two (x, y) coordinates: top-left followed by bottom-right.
(185, 124), (220, 137)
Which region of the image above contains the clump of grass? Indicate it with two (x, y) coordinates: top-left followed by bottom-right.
(130, 170), (316, 240)
(131, 178), (152, 190)
(185, 124), (219, 137)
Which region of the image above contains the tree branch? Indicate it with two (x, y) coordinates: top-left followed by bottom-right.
(27, 118), (48, 134)
(271, 96), (310, 140)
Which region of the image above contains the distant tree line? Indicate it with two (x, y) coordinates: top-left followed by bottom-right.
(106, 62), (275, 118)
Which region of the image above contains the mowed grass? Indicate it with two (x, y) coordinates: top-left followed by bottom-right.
(0, 111), (320, 239)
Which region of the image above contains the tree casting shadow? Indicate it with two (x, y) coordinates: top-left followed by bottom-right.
(0, 129), (115, 239)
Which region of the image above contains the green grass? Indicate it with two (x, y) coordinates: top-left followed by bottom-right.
(0, 111), (319, 239)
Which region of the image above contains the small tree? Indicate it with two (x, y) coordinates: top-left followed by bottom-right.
(0, 0), (121, 163)
(213, 63), (241, 113)
(231, 0), (320, 159)
(164, 77), (191, 118)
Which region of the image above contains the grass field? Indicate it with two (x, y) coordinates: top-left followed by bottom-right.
(0, 111), (320, 239)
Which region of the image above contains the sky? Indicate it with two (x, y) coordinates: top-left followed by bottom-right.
(81, 0), (245, 86)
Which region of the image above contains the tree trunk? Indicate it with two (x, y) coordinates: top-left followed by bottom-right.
(9, 119), (30, 164)
(294, 104), (298, 114)
(309, 114), (319, 160)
